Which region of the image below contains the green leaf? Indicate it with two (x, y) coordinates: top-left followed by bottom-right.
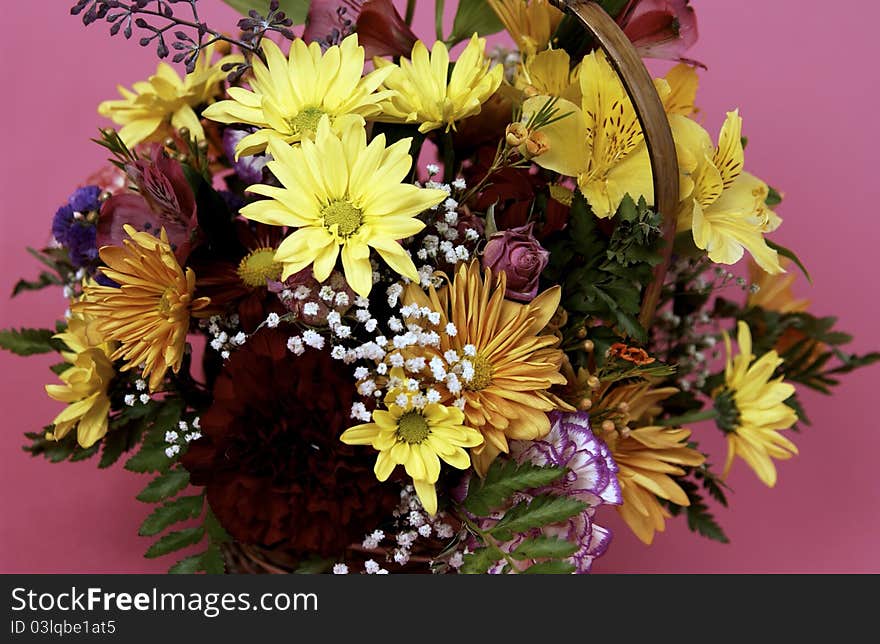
(69, 443), (100, 462)
(294, 556), (333, 574)
(99, 428), (131, 469)
(522, 560), (577, 574)
(765, 185), (783, 207)
(136, 468), (190, 503)
(145, 527), (205, 559)
(596, 0), (632, 17)
(448, 0), (505, 46)
(463, 460), (565, 516)
(510, 536), (578, 561)
(219, 0), (309, 24)
(460, 547), (501, 574)
(201, 543), (227, 575)
(204, 505), (232, 544)
(49, 362), (72, 376)
(168, 553), (205, 574)
(124, 443), (171, 474)
(766, 240), (811, 283)
(0, 328), (61, 356)
(490, 495), (587, 542)
(12, 271), (62, 297)
(139, 495), (204, 537)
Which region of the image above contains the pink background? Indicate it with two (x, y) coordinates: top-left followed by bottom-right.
(1, 1), (878, 573)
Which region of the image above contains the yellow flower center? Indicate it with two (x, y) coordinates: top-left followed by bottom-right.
(289, 106), (326, 137)
(237, 247), (283, 289)
(466, 354), (494, 391)
(158, 288), (174, 316)
(322, 199), (364, 238)
(397, 411), (431, 444)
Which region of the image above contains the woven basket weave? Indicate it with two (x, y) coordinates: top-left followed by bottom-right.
(223, 0), (679, 574)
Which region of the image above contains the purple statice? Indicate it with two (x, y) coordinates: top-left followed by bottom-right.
(52, 186), (103, 269)
(222, 128), (269, 185)
(498, 411), (621, 574)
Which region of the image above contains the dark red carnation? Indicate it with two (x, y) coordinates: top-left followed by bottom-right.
(182, 330), (398, 557)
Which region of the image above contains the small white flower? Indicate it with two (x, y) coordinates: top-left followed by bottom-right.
(408, 511), (426, 528)
(389, 353), (405, 368)
(124, 394), (136, 407)
(355, 308), (371, 322)
(452, 177), (467, 190)
(135, 379), (147, 391)
(192, 416), (200, 429)
(358, 379), (377, 397)
(334, 325), (351, 339)
(165, 431), (179, 443)
(464, 228), (480, 241)
(293, 285), (311, 300)
(393, 550), (410, 566)
(303, 302), (319, 317)
(231, 332), (247, 346)
(444, 349), (460, 364)
(449, 552), (464, 569)
(302, 330), (325, 349)
(446, 373), (462, 394)
(426, 163), (440, 176)
(319, 286), (335, 301)
(365, 318), (378, 332)
(139, 393), (151, 404)
(354, 367), (369, 380)
(418, 524), (432, 538)
(376, 362), (388, 375)
(185, 431), (201, 442)
(287, 336), (305, 355)
(327, 311), (342, 327)
(445, 323), (458, 337)
(332, 563), (349, 575)
(164, 445), (180, 458)
(435, 523), (454, 539)
(395, 393), (409, 408)
(443, 198), (458, 211)
(425, 388), (441, 403)
(209, 338), (224, 351)
(266, 312), (281, 328)
(221, 350), (230, 360)
(388, 317), (403, 332)
(335, 292), (350, 307)
(455, 245), (470, 261)
(463, 344), (477, 357)
(331, 346), (346, 360)
(417, 248), (428, 260)
(405, 357), (426, 373)
(460, 360), (475, 383)
(178, 421), (188, 431)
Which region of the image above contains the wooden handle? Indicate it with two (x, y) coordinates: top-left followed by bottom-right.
(549, 0), (678, 328)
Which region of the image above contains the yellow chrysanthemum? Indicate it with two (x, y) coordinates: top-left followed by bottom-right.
(44, 313), (117, 448)
(594, 382), (706, 545)
(340, 386), (483, 515)
(488, 0), (564, 55)
(73, 225), (210, 392)
(202, 35), (393, 157)
(716, 321), (798, 487)
(99, 45), (236, 148)
(673, 111), (784, 274)
(402, 262), (573, 475)
(514, 48), (581, 103)
(523, 51), (695, 218)
(239, 118), (445, 297)
(747, 258), (809, 313)
(374, 35), (504, 134)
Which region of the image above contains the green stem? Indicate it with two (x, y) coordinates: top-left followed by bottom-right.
(405, 0), (417, 25)
(434, 0), (446, 42)
(656, 408), (719, 427)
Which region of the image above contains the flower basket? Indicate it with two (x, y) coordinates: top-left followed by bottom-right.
(7, 0), (876, 575)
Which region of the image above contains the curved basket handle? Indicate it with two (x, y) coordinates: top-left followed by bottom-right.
(549, 0), (678, 328)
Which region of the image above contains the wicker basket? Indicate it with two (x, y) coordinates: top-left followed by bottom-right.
(223, 0), (680, 574)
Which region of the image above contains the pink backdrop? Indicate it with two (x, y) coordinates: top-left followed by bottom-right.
(1, 1), (878, 573)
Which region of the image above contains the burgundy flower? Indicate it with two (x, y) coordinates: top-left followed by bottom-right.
(303, 0), (417, 58)
(482, 222), (550, 302)
(617, 0), (700, 64)
(96, 144), (198, 263)
(182, 329), (399, 556)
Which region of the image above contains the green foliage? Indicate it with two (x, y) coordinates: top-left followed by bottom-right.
(766, 185), (783, 207)
(136, 469), (190, 503)
(23, 428), (97, 463)
(447, 0), (505, 46)
(12, 271), (63, 297)
(522, 560), (577, 574)
(766, 239), (810, 282)
(139, 495), (204, 536)
(545, 193), (663, 344)
(460, 547), (500, 574)
(463, 460), (564, 516)
(510, 536), (578, 560)
(490, 494), (587, 542)
(124, 399), (184, 473)
(219, 0), (309, 24)
(0, 328), (64, 356)
(145, 527), (205, 559)
(667, 479), (729, 544)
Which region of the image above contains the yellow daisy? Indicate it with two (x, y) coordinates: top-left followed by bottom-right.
(45, 313), (117, 448)
(673, 111), (784, 274)
(716, 321), (798, 487)
(239, 118), (446, 297)
(593, 382), (706, 544)
(340, 389), (483, 515)
(402, 262), (573, 475)
(374, 35), (504, 134)
(73, 225), (210, 392)
(487, 0), (564, 55)
(202, 35), (394, 157)
(523, 50), (695, 219)
(99, 45), (235, 148)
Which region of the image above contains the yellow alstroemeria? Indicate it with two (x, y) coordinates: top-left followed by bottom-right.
(488, 0), (564, 56)
(514, 48), (581, 104)
(99, 44), (237, 148)
(523, 50), (695, 219)
(45, 313), (117, 448)
(374, 35), (504, 134)
(202, 35), (394, 157)
(673, 111), (784, 274)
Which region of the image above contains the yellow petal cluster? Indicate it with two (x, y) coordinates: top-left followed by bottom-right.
(240, 118), (446, 297)
(99, 45), (236, 147)
(203, 35), (393, 157)
(73, 226), (210, 392)
(341, 382), (483, 515)
(718, 321), (798, 487)
(374, 35), (504, 134)
(488, 0), (564, 56)
(45, 313), (117, 448)
(402, 262), (573, 475)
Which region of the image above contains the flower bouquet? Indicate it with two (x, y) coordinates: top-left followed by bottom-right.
(5, 0), (876, 574)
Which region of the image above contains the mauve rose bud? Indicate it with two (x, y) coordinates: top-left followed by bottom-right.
(482, 222), (550, 302)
